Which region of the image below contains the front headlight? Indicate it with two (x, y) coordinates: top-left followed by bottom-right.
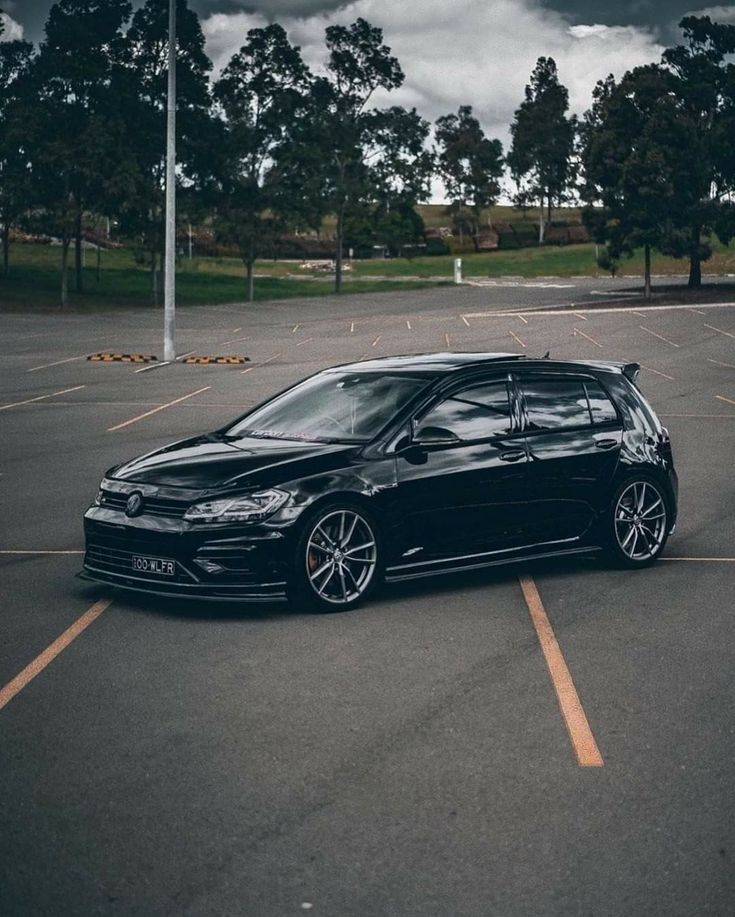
(183, 489), (288, 523)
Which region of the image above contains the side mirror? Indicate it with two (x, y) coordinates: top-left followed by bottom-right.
(413, 425), (461, 446)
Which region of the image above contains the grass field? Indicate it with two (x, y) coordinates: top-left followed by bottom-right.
(1, 236), (733, 310)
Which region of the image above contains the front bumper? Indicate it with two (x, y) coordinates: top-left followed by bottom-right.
(82, 508), (291, 602)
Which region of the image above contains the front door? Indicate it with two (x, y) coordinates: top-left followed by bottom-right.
(394, 377), (530, 562)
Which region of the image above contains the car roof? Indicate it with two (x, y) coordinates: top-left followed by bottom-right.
(326, 352), (632, 378)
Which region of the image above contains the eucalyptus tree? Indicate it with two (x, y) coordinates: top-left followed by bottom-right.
(31, 0), (132, 304)
(659, 15), (735, 286)
(434, 105), (503, 251)
(0, 27), (34, 276)
(508, 57), (576, 243)
(301, 18), (405, 292)
(212, 24), (310, 301)
(117, 0), (212, 303)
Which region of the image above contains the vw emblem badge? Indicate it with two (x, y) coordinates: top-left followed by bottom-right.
(125, 492), (144, 517)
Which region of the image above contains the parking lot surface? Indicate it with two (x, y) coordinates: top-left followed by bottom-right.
(1, 276), (734, 916)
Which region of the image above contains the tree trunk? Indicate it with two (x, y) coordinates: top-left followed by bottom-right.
(644, 244), (651, 301)
(335, 200), (345, 294)
(538, 198), (546, 244)
(151, 252), (159, 307)
(75, 209), (83, 293)
(688, 224), (702, 288)
(2, 220), (9, 277)
(61, 237), (70, 309)
(245, 246), (255, 303)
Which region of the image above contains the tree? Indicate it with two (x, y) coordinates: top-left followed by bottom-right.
(212, 24), (309, 302)
(117, 0), (212, 303)
(363, 105), (433, 255)
(508, 57), (576, 243)
(659, 15), (735, 286)
(298, 18), (404, 292)
(30, 0), (133, 304)
(434, 106), (503, 251)
(580, 67), (686, 299)
(0, 29), (34, 276)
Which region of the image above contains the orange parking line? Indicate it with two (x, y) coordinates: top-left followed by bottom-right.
(518, 575), (603, 767)
(107, 386), (210, 431)
(0, 598), (112, 712)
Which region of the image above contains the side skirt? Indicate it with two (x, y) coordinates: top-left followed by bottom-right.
(385, 545), (603, 583)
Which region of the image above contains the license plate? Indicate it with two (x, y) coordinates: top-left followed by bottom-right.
(131, 555), (176, 576)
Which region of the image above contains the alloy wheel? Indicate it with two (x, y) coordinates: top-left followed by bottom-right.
(305, 509), (378, 606)
(614, 481), (667, 562)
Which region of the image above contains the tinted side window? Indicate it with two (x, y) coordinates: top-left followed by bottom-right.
(520, 377), (591, 431)
(584, 380), (618, 424)
(419, 381), (512, 441)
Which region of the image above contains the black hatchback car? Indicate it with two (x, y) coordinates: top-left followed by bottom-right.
(81, 353), (678, 611)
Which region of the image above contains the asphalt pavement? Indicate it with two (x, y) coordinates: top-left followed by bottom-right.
(1, 274), (734, 916)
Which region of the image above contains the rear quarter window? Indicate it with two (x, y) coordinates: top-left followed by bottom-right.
(584, 380), (618, 424)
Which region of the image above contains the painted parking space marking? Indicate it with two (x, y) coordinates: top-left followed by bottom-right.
(461, 316), (470, 327)
(0, 550), (84, 555)
(0, 385), (85, 412)
(107, 386), (210, 432)
(640, 364), (675, 381)
(517, 313), (528, 325)
(444, 332), (452, 349)
(0, 598), (112, 713)
(27, 355), (87, 373)
(715, 394), (735, 407)
(574, 327), (602, 348)
(704, 322), (735, 340)
(573, 312), (588, 321)
(240, 353), (282, 374)
(639, 326), (680, 348)
(518, 575), (603, 768)
(510, 330), (526, 348)
(708, 358), (735, 369)
(372, 335), (381, 347)
(463, 302), (735, 320)
(662, 556), (735, 562)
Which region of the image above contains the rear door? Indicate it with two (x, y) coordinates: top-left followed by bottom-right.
(514, 372), (623, 543)
(394, 375), (531, 559)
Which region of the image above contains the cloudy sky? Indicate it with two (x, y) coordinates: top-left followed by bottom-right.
(3, 0), (734, 194)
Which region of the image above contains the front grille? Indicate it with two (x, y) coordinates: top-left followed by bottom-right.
(99, 490), (187, 518)
(85, 539), (197, 584)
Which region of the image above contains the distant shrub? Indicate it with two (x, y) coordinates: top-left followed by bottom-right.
(424, 236), (450, 256)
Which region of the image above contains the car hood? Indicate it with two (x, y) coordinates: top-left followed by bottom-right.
(110, 434), (362, 491)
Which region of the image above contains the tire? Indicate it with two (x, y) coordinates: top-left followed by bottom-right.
(605, 476), (670, 568)
(289, 502), (383, 612)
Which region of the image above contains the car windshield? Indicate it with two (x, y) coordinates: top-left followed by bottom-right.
(225, 372), (429, 444)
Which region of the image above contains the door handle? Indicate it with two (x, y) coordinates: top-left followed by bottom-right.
(500, 450), (525, 463)
(595, 438), (618, 450)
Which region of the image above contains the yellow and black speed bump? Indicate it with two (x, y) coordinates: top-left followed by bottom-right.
(182, 355), (250, 365)
(88, 352), (158, 363)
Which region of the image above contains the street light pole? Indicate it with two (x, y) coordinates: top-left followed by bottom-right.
(163, 0), (176, 362)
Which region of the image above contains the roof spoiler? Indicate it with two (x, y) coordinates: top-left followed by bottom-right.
(622, 362), (641, 384)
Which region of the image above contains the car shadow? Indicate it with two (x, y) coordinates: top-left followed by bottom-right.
(82, 551), (610, 621)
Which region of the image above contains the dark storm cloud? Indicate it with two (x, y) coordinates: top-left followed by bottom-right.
(9, 0), (735, 45)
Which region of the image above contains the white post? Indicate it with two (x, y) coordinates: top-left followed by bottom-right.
(454, 257), (462, 284)
(163, 0), (177, 362)
(188, 223), (193, 260)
